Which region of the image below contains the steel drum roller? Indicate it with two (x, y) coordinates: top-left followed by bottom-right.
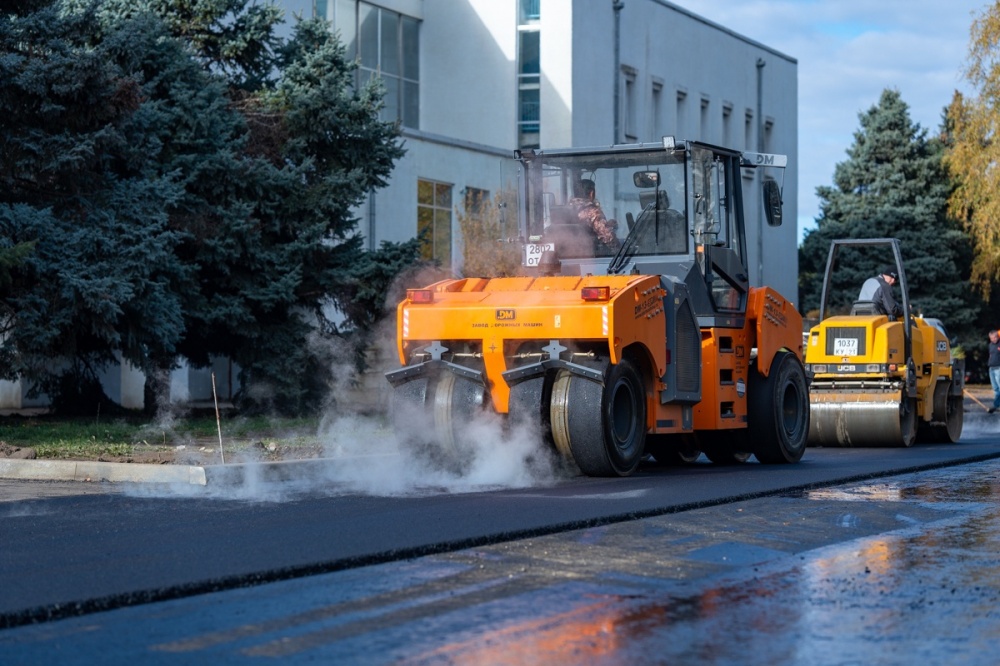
(808, 390), (913, 447)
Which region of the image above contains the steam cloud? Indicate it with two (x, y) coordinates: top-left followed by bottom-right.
(126, 266), (570, 502)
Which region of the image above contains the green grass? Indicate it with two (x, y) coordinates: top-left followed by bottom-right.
(0, 414), (322, 460)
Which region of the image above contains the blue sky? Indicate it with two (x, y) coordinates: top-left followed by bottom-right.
(668, 0), (988, 244)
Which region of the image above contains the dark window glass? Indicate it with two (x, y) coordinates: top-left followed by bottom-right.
(520, 88), (539, 128)
(465, 188), (489, 217)
(380, 11), (400, 76)
(519, 31), (539, 76)
(520, 0), (540, 23)
(382, 75), (400, 124)
(335, 0), (357, 54)
(418, 179), (434, 205)
(402, 17), (419, 80)
(417, 206), (434, 260)
(359, 4), (378, 69)
(353, 3), (419, 128)
(418, 180), (453, 266)
(403, 80), (419, 128)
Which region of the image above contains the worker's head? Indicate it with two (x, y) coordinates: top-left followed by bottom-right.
(575, 178), (596, 200)
(881, 267), (898, 284)
(991, 330), (998, 342)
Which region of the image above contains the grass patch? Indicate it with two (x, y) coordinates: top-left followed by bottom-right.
(0, 413), (322, 460)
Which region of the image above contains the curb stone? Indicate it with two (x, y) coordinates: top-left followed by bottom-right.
(0, 458), (334, 486)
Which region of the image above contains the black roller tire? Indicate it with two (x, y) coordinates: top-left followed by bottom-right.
(391, 372), (489, 473)
(928, 396), (964, 443)
(507, 375), (554, 445)
(390, 377), (430, 449)
(750, 351), (809, 464)
(552, 358), (646, 477)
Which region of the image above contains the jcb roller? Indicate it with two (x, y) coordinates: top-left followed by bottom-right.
(386, 139), (809, 476)
(804, 238), (964, 447)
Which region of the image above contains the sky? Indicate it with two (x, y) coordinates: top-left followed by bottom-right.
(667, 0), (990, 243)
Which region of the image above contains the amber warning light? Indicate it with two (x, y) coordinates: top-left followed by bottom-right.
(580, 286), (611, 302)
(407, 289), (434, 304)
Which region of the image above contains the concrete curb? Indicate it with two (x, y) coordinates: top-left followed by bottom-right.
(0, 459), (208, 485)
(0, 457), (336, 486)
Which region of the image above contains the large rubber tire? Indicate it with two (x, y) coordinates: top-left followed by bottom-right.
(750, 351), (809, 464)
(925, 395), (963, 444)
(507, 376), (547, 431)
(392, 371), (489, 473)
(391, 376), (429, 448)
(934, 396), (964, 443)
(550, 358), (646, 477)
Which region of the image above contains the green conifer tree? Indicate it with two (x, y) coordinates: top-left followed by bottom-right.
(798, 89), (978, 343)
(0, 1), (418, 414)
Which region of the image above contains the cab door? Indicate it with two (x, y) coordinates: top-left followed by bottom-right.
(690, 145), (749, 326)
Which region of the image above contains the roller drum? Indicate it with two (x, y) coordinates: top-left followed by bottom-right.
(808, 389), (914, 447)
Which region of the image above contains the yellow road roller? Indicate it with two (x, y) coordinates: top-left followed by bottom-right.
(804, 238), (964, 446)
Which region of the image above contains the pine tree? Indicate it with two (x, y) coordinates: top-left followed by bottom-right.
(798, 89), (978, 342)
(0, 5), (189, 395)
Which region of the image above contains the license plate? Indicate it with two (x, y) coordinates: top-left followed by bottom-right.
(525, 242), (555, 267)
(833, 337), (858, 356)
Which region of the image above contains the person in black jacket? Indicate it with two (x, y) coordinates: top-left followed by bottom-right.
(988, 329), (1000, 413)
(858, 267), (904, 320)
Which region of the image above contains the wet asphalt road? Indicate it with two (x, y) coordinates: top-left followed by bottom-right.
(3, 415), (1000, 663)
(4, 458), (1000, 664)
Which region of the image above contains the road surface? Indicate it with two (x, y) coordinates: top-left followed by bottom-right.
(2, 415), (1000, 663)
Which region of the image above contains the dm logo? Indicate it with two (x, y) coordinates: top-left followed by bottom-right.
(495, 309), (516, 321)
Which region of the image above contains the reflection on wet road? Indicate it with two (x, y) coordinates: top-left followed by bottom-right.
(5, 460), (1000, 664)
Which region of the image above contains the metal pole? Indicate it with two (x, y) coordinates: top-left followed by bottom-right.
(211, 372), (225, 465)
(613, 0), (624, 144)
(756, 58), (766, 286)
(613, 1), (624, 221)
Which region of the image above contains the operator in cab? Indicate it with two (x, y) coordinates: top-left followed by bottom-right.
(569, 178), (621, 253)
(859, 267), (904, 320)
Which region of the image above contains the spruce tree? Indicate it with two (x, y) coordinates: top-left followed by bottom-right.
(0, 5), (189, 396)
(798, 89), (979, 343)
(0, 1), (418, 414)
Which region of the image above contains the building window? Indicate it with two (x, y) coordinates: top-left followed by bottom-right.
(650, 79), (663, 142)
(520, 0), (540, 22)
(518, 2), (540, 149)
(764, 118), (774, 152)
(700, 97), (710, 141)
(722, 103), (733, 148)
(622, 66), (637, 142)
(335, 2), (419, 129)
(745, 110), (754, 151)
(465, 187), (490, 219)
(418, 179), (453, 266)
(676, 90), (687, 137)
